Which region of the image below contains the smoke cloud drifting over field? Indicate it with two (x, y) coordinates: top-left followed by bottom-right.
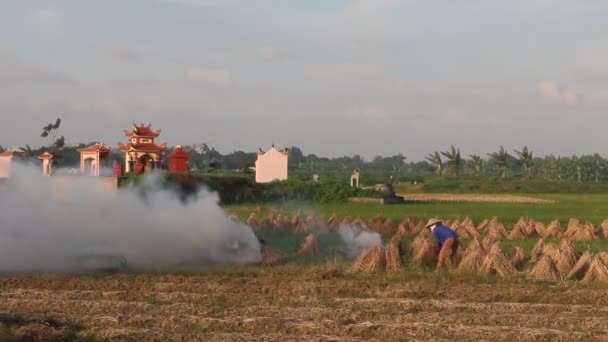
(0, 165), (262, 272)
(338, 224), (382, 257)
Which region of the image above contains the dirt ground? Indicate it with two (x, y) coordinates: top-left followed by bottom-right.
(1, 268), (608, 341)
(402, 193), (554, 204)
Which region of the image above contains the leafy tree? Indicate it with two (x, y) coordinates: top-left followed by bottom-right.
(469, 154), (483, 177)
(441, 145), (461, 176)
(41, 118), (64, 149)
(488, 146), (510, 178)
(514, 146), (533, 179)
(425, 152), (443, 176)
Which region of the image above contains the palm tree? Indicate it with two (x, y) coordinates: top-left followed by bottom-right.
(19, 144), (34, 157)
(514, 146), (533, 179)
(441, 145), (461, 176)
(469, 154), (483, 177)
(425, 152), (443, 176)
(488, 146), (510, 178)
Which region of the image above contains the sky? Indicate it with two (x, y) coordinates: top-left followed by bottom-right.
(1, 0), (608, 161)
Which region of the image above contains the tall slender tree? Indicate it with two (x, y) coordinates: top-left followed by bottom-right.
(488, 146), (510, 178)
(469, 154), (483, 177)
(425, 152), (443, 176)
(441, 145), (461, 176)
(514, 146), (533, 179)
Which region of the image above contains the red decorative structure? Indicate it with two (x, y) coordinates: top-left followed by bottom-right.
(118, 123), (167, 173)
(167, 145), (189, 173)
(113, 161), (123, 177)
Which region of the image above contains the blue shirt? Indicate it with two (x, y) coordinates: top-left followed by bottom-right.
(432, 224), (458, 246)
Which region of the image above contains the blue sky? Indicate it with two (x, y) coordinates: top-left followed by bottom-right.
(1, 0), (608, 160)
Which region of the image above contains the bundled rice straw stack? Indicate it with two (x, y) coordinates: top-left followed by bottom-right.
(510, 247), (527, 268)
(571, 222), (599, 240)
(327, 213), (339, 229)
(480, 243), (517, 277)
(564, 218), (581, 238)
(550, 239), (581, 274)
(583, 253), (608, 282)
(530, 239), (546, 262)
(381, 219), (397, 235)
(298, 233), (321, 255)
(262, 247), (284, 266)
(247, 213), (258, 227)
(460, 217), (480, 238)
(601, 219), (608, 239)
(384, 244), (401, 272)
(410, 235), (435, 266)
(341, 217), (352, 225)
(347, 245), (386, 273)
(507, 221), (528, 240)
(482, 236), (496, 253)
(543, 220), (563, 238)
(476, 218), (490, 232)
(410, 221), (427, 235)
(531, 220), (545, 237)
(567, 251), (594, 279)
(487, 217), (509, 239)
(528, 255), (561, 281)
(457, 239), (486, 272)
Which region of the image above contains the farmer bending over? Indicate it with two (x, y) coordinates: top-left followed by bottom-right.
(425, 218), (460, 270)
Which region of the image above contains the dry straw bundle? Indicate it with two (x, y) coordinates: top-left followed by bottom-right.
(476, 218), (490, 232)
(543, 220), (563, 238)
(348, 245), (386, 273)
(507, 222), (527, 240)
(246, 213), (258, 227)
(298, 233), (321, 255)
(530, 239), (546, 262)
(550, 239), (581, 274)
(567, 251), (594, 279)
(528, 255), (561, 281)
(601, 219), (608, 239)
(461, 217), (480, 238)
(571, 222), (599, 241)
(487, 217), (509, 239)
(457, 239), (486, 272)
(564, 218), (581, 238)
(411, 235), (435, 266)
(480, 243), (517, 277)
(384, 244), (402, 272)
(510, 247), (527, 268)
(582, 253), (608, 282)
(261, 247), (284, 266)
(482, 236), (496, 252)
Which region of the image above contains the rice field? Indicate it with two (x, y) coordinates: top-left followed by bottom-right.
(4, 194), (608, 340)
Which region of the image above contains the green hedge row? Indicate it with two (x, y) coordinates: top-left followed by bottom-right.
(119, 172), (383, 204)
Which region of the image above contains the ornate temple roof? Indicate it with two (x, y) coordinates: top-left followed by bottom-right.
(124, 123), (161, 138)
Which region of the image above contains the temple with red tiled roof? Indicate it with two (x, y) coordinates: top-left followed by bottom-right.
(119, 123), (167, 173)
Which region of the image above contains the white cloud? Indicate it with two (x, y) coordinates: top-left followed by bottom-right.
(186, 67), (232, 85)
(535, 80), (578, 105)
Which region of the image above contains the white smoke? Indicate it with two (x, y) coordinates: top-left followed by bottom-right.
(338, 223), (382, 257)
(0, 164), (262, 272)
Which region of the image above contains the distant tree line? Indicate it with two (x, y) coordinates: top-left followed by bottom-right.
(7, 119), (608, 184)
